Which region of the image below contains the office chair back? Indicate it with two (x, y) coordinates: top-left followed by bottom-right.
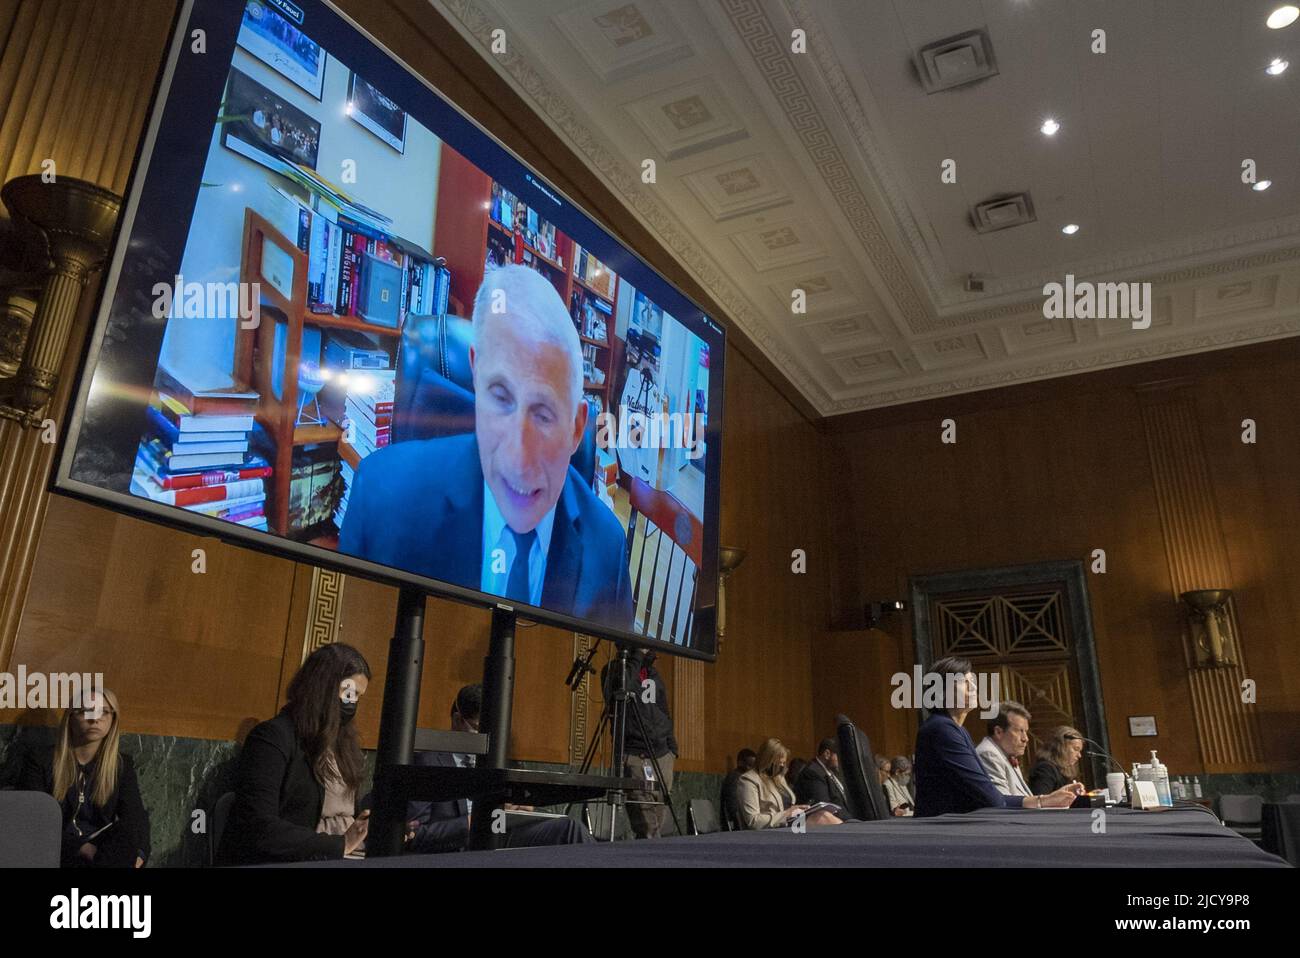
(393, 311), (599, 484)
(625, 477), (702, 644)
(1219, 794), (1264, 826)
(0, 790), (62, 867)
(688, 798), (720, 835)
(210, 791), (236, 867)
(836, 714), (891, 821)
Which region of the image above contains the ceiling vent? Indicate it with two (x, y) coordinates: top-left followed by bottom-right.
(915, 30), (998, 93)
(971, 193), (1035, 234)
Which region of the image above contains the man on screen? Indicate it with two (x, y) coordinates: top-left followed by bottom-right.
(340, 265), (632, 628)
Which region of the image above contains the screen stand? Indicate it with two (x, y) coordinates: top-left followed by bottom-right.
(367, 585), (426, 858)
(467, 606), (516, 851)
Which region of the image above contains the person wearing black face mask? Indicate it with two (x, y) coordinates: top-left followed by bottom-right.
(217, 643), (372, 865)
(599, 647), (677, 838)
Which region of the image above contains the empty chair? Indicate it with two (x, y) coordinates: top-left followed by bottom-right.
(0, 791), (63, 868)
(688, 798), (720, 835)
(1219, 794), (1264, 842)
(209, 791), (236, 867)
(835, 714), (891, 821)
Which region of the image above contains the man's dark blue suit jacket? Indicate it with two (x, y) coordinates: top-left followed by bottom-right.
(914, 712), (1026, 817)
(338, 432), (633, 628)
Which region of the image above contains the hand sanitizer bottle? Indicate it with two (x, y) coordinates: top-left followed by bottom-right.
(1151, 751), (1172, 806)
(1193, 776), (1203, 799)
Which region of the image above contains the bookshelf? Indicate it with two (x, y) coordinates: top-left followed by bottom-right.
(433, 143), (621, 423)
(236, 209), (403, 535)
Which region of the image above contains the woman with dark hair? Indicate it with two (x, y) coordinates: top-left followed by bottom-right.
(1028, 725), (1085, 795)
(913, 657), (1084, 817)
(18, 688), (150, 867)
(217, 643), (372, 864)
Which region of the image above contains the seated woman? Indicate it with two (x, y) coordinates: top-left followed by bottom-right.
(914, 657), (1084, 817)
(880, 757), (915, 817)
(1028, 725), (1085, 795)
(738, 738), (842, 829)
(217, 643), (372, 865)
(18, 688), (150, 867)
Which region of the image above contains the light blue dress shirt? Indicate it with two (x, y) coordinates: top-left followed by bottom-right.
(480, 480), (556, 606)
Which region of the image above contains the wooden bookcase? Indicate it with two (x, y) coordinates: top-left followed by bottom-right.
(236, 208), (403, 536)
(433, 143), (621, 420)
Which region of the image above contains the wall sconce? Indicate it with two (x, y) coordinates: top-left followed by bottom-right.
(0, 174), (122, 427)
(716, 546), (747, 647)
(1180, 589), (1237, 668)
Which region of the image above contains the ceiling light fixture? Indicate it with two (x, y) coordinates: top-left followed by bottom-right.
(1040, 118), (1060, 136)
(1253, 180), (1273, 191)
(1267, 57), (1289, 74)
(1267, 5), (1299, 29)
(1061, 223), (1080, 235)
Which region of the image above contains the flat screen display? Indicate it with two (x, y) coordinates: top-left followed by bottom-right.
(55, 0), (724, 658)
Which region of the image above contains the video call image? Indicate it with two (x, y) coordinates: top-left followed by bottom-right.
(112, 0), (715, 648)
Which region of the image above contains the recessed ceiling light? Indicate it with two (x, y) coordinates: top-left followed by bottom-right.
(1253, 179), (1273, 191)
(1267, 5), (1299, 29)
(1040, 118), (1060, 136)
(1061, 223), (1080, 235)
(1267, 57), (1289, 75)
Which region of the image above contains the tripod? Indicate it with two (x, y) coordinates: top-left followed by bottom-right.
(573, 645), (681, 840)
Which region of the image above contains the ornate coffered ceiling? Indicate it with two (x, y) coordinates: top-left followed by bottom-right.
(431, 0), (1300, 416)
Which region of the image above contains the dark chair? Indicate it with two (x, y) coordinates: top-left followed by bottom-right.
(1219, 794), (1264, 842)
(688, 798), (720, 835)
(209, 791), (235, 866)
(835, 714), (890, 821)
(392, 311), (599, 484)
(1261, 802), (1300, 866)
(624, 477), (701, 644)
(0, 790), (62, 867)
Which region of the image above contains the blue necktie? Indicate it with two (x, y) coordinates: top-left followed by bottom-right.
(506, 528), (537, 603)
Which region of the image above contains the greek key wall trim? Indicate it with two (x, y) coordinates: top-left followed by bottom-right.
(301, 568), (346, 663)
(569, 632), (595, 766)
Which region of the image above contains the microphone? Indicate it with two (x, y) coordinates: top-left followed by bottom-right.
(1082, 735), (1126, 775)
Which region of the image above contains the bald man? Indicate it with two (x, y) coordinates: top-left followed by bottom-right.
(340, 265), (632, 628)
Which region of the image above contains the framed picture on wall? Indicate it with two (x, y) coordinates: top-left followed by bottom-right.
(236, 0), (327, 100)
(221, 67), (322, 172)
(347, 73), (407, 153)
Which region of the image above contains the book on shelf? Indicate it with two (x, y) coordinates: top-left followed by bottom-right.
(154, 366), (258, 416)
(150, 391), (255, 434)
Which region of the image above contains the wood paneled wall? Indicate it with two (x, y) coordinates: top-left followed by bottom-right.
(814, 343), (1300, 774)
(0, 0), (827, 775)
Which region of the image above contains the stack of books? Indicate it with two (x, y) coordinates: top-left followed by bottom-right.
(132, 370), (269, 530)
(572, 243), (614, 299)
(334, 369), (395, 530)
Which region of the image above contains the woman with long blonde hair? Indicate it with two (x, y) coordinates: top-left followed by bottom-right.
(17, 687), (150, 867)
(737, 737), (842, 829)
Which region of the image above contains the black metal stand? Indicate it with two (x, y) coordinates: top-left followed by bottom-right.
(577, 645), (680, 839)
(467, 607), (516, 851)
(367, 586), (426, 858)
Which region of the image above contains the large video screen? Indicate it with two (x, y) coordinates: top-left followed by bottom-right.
(56, 0), (724, 658)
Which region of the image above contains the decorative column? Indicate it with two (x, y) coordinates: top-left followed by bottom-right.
(1137, 382), (1263, 770)
(0, 0), (177, 672)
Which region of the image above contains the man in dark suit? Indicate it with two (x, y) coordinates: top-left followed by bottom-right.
(720, 748), (756, 831)
(340, 264), (632, 629)
(405, 685), (592, 852)
(795, 737), (849, 808)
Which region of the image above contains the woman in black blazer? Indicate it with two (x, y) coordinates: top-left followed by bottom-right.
(217, 643), (372, 865)
(18, 688), (151, 868)
(1028, 725), (1085, 795)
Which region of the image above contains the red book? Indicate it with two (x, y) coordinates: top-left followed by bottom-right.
(148, 463), (272, 491)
